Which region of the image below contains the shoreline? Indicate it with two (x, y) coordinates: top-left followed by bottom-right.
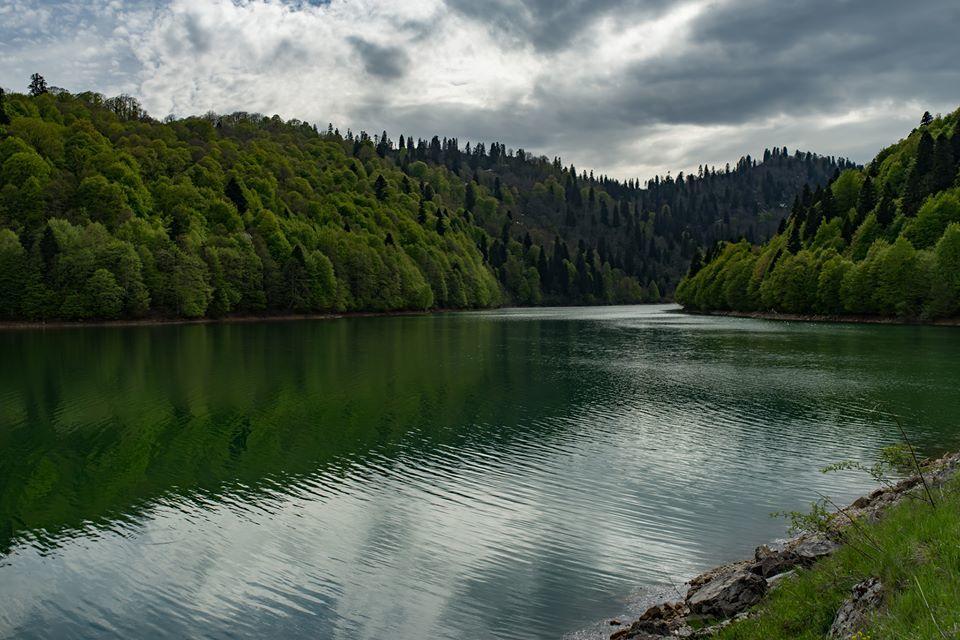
(683, 308), (960, 327)
(599, 449), (960, 639)
(0, 302), (674, 331)
(0, 308), (470, 331)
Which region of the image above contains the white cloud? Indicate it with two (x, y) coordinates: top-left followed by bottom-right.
(1, 0), (957, 180)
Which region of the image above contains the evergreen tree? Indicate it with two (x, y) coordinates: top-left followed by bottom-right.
(0, 88), (10, 126)
(688, 250), (704, 277)
(920, 111), (934, 127)
(28, 73), (48, 96)
(856, 175), (875, 219)
(224, 176), (248, 214)
(374, 175), (388, 201)
(902, 130), (936, 215)
(465, 182), (477, 212)
(931, 135), (956, 193)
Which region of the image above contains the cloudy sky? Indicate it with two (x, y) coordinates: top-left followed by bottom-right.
(1, 0), (958, 180)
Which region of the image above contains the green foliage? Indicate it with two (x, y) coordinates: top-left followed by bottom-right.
(903, 188), (960, 249)
(0, 87), (855, 319)
(0, 90), (518, 319)
(718, 476), (960, 640)
(927, 223), (960, 317)
(85, 268), (124, 318)
(0, 229), (26, 317)
(815, 253), (852, 315)
(679, 107), (960, 320)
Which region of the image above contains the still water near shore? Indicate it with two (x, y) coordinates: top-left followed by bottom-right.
(1, 305), (958, 640)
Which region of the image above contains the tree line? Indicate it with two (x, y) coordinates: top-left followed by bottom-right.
(338, 126), (850, 301)
(677, 110), (960, 319)
(0, 75), (848, 321)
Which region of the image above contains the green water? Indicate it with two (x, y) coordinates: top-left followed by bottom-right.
(1, 305), (958, 639)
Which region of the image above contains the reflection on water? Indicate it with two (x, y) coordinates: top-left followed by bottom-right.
(1, 305), (958, 639)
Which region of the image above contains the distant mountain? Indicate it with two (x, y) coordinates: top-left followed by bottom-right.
(676, 108), (960, 320)
(0, 82), (850, 321)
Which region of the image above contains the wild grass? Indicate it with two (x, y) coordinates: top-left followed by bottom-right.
(716, 476), (960, 640)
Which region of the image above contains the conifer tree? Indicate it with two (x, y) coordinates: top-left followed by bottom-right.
(28, 73), (47, 96)
(224, 176), (248, 214)
(374, 175), (388, 201)
(856, 175), (875, 219)
(465, 182), (477, 212)
(876, 187), (896, 227)
(0, 88), (10, 126)
(931, 135), (956, 193)
(902, 130), (936, 215)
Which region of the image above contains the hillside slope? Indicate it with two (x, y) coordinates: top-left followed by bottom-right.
(0, 84), (846, 321)
(677, 109), (960, 319)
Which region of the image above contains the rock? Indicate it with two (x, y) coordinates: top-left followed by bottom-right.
(750, 544), (800, 578)
(686, 567), (767, 618)
(609, 600), (687, 639)
(829, 578), (884, 639)
(637, 600), (686, 623)
(609, 626), (665, 640)
(687, 560), (752, 591)
(609, 600), (688, 639)
(790, 535), (839, 565)
(850, 489), (882, 510)
(765, 569), (795, 590)
(609, 619), (622, 626)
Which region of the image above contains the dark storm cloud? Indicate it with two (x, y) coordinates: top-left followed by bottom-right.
(444, 0), (676, 52)
(347, 36), (410, 80)
(523, 0), (960, 132)
(628, 0), (960, 126)
(472, 0), (960, 173)
(3, 0), (958, 179)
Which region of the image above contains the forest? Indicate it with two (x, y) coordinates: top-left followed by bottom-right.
(0, 76), (847, 321)
(676, 109), (960, 319)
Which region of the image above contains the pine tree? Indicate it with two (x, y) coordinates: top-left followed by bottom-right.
(930, 135), (955, 193)
(465, 182), (477, 212)
(688, 250), (704, 277)
(787, 221), (802, 253)
(920, 111), (934, 127)
(0, 88), (10, 126)
(28, 73), (47, 96)
(856, 175), (875, 219)
(374, 175), (388, 201)
(876, 190), (896, 227)
(902, 130), (936, 215)
(224, 176), (248, 213)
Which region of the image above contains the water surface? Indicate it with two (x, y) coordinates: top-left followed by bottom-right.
(1, 305), (958, 639)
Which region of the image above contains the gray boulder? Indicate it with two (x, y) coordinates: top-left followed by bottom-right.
(791, 535), (839, 565)
(750, 544), (800, 578)
(686, 567), (767, 618)
(829, 578), (884, 638)
(609, 601), (687, 639)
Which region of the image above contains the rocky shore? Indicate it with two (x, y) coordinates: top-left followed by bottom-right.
(605, 450), (960, 640)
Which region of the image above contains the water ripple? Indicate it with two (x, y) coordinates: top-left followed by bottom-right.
(2, 306), (960, 640)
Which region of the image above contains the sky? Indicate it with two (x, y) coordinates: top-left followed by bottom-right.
(1, 0), (958, 181)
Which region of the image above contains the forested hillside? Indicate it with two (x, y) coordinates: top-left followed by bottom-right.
(372, 132), (848, 302)
(676, 109), (960, 319)
(0, 78), (847, 321)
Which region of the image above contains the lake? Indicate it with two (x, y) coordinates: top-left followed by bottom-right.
(1, 305), (958, 639)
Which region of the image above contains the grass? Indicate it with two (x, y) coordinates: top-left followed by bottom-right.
(715, 476), (960, 640)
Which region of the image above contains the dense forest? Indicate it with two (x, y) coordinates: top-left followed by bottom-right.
(676, 109), (960, 319)
(0, 76), (848, 321)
